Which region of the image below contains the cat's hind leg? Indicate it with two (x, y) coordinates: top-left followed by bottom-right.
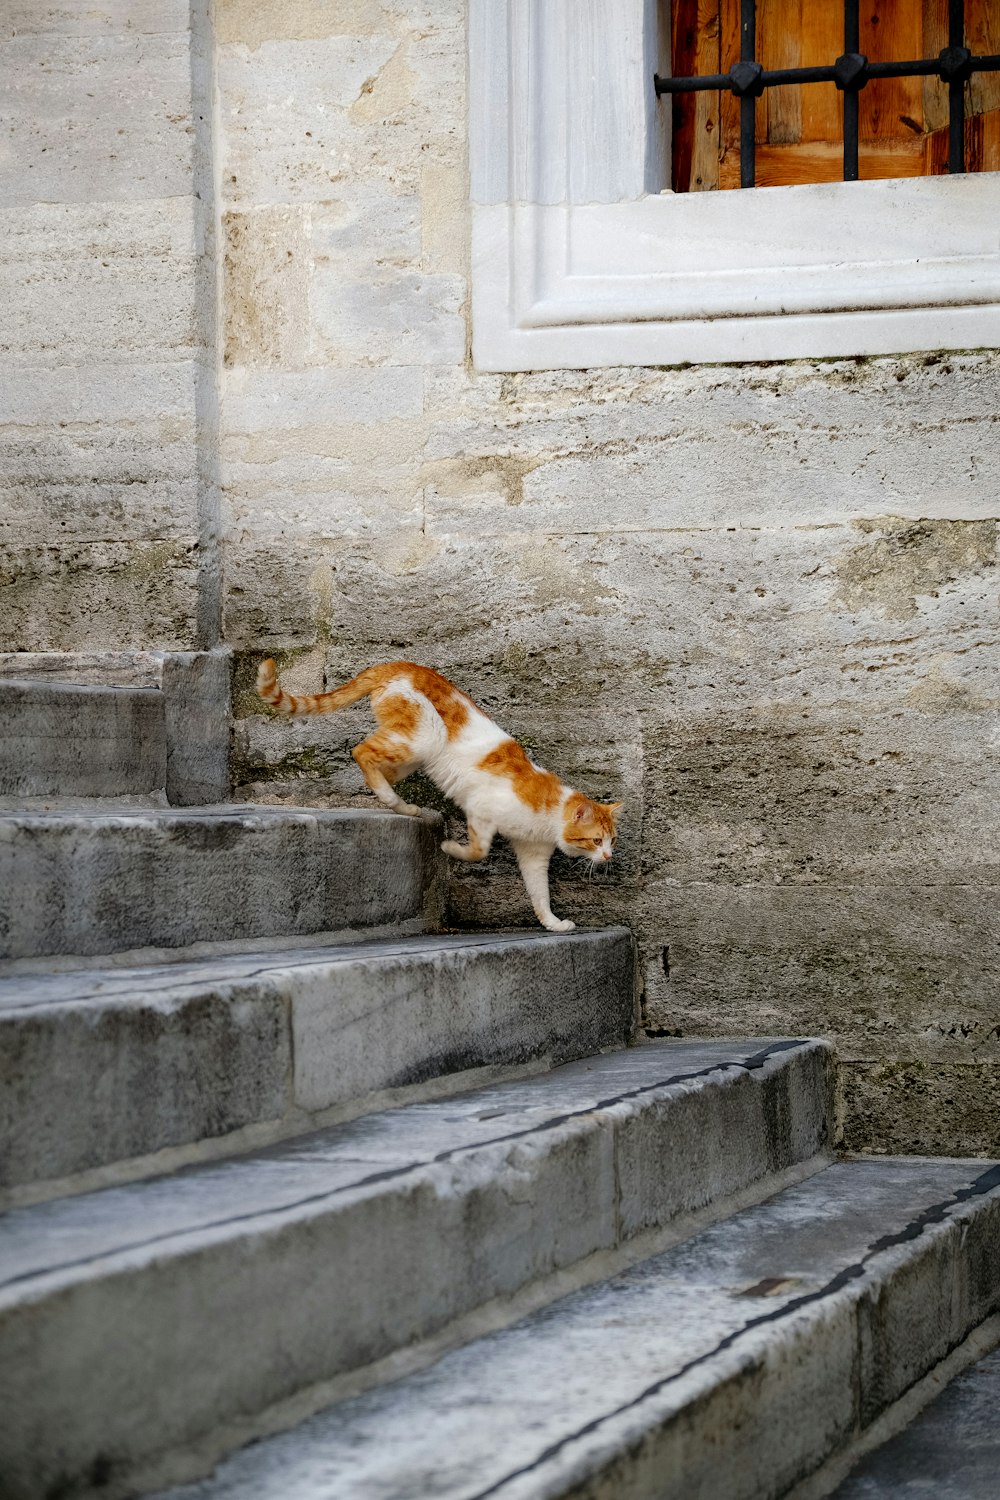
(352, 734), (420, 816)
(510, 839), (575, 933)
(441, 821), (496, 862)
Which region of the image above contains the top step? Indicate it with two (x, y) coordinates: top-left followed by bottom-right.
(0, 805), (444, 961)
(0, 679), (165, 798)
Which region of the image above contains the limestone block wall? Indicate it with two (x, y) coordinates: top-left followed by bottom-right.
(5, 3), (997, 1155)
(0, 1), (218, 650)
(220, 0), (1000, 1157)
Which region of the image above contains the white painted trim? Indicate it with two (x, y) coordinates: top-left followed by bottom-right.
(469, 0), (1000, 370)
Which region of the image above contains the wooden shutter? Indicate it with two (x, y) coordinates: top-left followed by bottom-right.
(670, 0), (1000, 191)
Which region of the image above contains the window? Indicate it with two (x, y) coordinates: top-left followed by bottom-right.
(470, 0), (1000, 370)
(665, 0), (1000, 192)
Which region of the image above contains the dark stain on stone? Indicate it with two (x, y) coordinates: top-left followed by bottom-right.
(165, 818), (247, 852)
(834, 516), (997, 620)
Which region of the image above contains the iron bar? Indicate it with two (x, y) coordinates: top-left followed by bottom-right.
(842, 0), (861, 181)
(654, 55), (1000, 97)
(949, 0), (966, 173)
(740, 0), (757, 189)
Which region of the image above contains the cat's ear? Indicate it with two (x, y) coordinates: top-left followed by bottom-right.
(606, 801), (624, 818)
(573, 801), (589, 822)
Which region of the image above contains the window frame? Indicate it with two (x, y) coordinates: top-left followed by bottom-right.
(469, 0), (1000, 371)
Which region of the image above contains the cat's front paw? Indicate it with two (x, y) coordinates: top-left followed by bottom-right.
(542, 917), (576, 934)
(440, 838), (466, 859)
(396, 801), (423, 818)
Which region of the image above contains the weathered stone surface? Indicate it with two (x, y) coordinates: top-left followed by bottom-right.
(0, 202), (198, 367)
(147, 1157), (1000, 1500)
(1, 30), (194, 204)
(6, 3), (191, 39)
(162, 649), (232, 806)
(832, 1343), (1000, 1499)
(0, 653), (164, 688)
(218, 38), (401, 204)
(0, 1040), (831, 1499)
(838, 1062), (1000, 1159)
(0, 679), (165, 798)
(644, 882), (1000, 1047)
(0, 539), (200, 653)
(289, 926), (637, 1109)
(312, 268), (465, 366)
(0, 805), (442, 960)
(0, 2), (213, 653)
(223, 366), (424, 430)
(0, 928), (635, 1191)
(0, 969), (290, 1192)
(222, 208), (311, 368)
(6, 0), (999, 1155)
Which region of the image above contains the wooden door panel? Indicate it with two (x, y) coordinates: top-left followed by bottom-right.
(670, 0), (1000, 192)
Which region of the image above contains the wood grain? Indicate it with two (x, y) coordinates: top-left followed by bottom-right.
(760, 0), (802, 145)
(926, 104), (1000, 174)
(967, 0), (1000, 118)
(859, 0), (926, 148)
(671, 0), (723, 192)
(719, 137), (925, 189)
(798, 6), (843, 144)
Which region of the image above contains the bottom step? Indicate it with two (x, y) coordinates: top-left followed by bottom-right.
(155, 1157), (1000, 1500)
(832, 1340), (1000, 1499)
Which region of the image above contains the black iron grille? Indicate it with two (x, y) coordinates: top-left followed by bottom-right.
(655, 0), (1000, 187)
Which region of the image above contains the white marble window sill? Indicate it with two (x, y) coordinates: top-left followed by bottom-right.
(469, 0), (1000, 371)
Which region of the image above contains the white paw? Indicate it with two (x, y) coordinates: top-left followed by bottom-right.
(441, 839), (465, 859)
(397, 802), (422, 818)
(543, 917), (576, 934)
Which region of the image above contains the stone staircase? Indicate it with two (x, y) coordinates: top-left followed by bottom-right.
(1, 673), (999, 1500)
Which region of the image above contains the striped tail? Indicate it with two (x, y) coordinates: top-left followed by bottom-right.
(256, 659), (382, 716)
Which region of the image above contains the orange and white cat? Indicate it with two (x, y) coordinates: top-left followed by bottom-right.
(257, 659), (622, 933)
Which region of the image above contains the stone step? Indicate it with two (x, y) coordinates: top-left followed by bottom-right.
(0, 1039), (831, 1500)
(829, 1340), (1000, 1499)
(0, 677), (165, 797)
(0, 928), (636, 1197)
(146, 1156), (1000, 1500)
(0, 804), (442, 961)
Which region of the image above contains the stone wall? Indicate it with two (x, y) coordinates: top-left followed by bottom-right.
(6, 2), (998, 1154)
(1, 0), (219, 650)
(218, 0), (999, 1156)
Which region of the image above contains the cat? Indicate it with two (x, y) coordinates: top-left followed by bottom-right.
(256, 658), (622, 933)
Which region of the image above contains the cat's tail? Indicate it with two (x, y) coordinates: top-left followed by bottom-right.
(256, 658), (384, 716)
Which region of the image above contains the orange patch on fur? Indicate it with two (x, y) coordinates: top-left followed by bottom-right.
(353, 736), (411, 774)
(479, 739), (562, 813)
(402, 664), (472, 740)
(376, 693), (420, 739)
(256, 659), (478, 736)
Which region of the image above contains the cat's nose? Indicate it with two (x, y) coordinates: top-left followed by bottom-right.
(601, 850), (612, 862)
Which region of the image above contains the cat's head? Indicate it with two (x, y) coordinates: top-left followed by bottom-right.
(559, 793), (623, 864)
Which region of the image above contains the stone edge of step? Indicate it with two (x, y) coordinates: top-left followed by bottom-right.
(0, 1040), (834, 1500)
(0, 802), (448, 962)
(0, 1037), (832, 1304)
(0, 927), (638, 1204)
(483, 1158), (1000, 1500)
(143, 1157), (1000, 1500)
